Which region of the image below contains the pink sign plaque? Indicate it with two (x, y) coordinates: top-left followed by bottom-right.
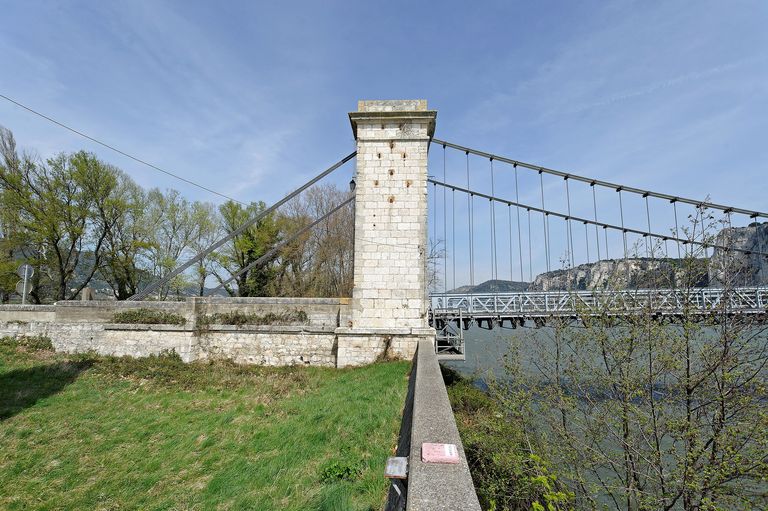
(421, 442), (460, 464)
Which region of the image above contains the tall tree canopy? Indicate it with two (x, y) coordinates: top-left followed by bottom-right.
(0, 126), (354, 302)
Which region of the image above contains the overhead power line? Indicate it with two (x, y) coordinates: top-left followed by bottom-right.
(0, 93), (246, 205)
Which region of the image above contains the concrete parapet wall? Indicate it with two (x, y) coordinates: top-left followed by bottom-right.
(0, 297), (347, 327)
(0, 305), (56, 322)
(54, 300), (191, 324)
(399, 339), (481, 510)
(192, 297), (347, 327)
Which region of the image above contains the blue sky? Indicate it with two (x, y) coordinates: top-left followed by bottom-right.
(1, 0), (767, 284)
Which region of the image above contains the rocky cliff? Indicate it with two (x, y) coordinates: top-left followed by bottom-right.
(529, 258), (709, 291)
(530, 222), (768, 291)
(709, 222), (768, 286)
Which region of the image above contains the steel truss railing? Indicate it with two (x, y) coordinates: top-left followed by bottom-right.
(431, 287), (768, 318)
(431, 308), (465, 355)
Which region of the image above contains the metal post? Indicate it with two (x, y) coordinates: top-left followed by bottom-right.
(22, 266), (29, 305)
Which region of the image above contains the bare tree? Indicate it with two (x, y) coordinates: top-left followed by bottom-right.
(499, 209), (768, 510)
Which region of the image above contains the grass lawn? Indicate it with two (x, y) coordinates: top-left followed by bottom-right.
(0, 338), (410, 510)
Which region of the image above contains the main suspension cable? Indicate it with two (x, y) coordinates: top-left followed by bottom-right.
(427, 178), (768, 259)
(432, 138), (768, 219)
(1, 93), (248, 205)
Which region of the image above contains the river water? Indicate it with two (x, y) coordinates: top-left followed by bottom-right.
(441, 322), (768, 510)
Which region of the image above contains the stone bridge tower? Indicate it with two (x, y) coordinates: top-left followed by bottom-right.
(335, 100), (437, 366)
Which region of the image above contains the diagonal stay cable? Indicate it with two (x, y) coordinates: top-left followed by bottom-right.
(432, 138), (768, 219)
(429, 178), (768, 259)
(129, 151), (356, 300)
(0, 93), (247, 205)
(213, 195), (354, 293)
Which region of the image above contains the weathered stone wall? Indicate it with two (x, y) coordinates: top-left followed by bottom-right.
(193, 297), (345, 327)
(198, 326), (337, 366)
(54, 300), (191, 323)
(337, 100), (438, 364)
(348, 100), (435, 330)
(0, 297), (414, 367)
(335, 327), (432, 368)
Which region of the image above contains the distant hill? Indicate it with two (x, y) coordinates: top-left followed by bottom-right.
(68, 252), (228, 299)
(447, 279), (530, 294)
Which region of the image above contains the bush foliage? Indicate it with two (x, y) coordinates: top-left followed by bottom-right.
(200, 309), (308, 326)
(443, 366), (572, 511)
(0, 335), (53, 351)
(112, 308), (187, 325)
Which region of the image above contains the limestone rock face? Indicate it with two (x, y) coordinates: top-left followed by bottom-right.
(530, 258), (709, 291)
(529, 223), (768, 291)
(710, 222), (768, 286)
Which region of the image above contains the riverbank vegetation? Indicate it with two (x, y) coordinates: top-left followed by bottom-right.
(444, 366), (572, 511)
(0, 339), (408, 510)
(450, 213), (768, 510)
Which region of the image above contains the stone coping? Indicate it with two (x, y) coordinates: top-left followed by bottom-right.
(335, 327), (435, 336)
(193, 296), (348, 305)
(103, 324), (336, 334)
(51, 297), (348, 307)
(405, 340), (480, 510)
(357, 99), (428, 112)
(0, 305), (56, 311)
(55, 301), (185, 309)
(103, 324), (191, 332)
(200, 324), (336, 334)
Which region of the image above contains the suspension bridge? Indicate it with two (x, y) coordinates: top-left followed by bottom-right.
(126, 99), (767, 360)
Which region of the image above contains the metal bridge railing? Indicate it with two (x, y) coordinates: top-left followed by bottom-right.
(431, 287), (768, 318)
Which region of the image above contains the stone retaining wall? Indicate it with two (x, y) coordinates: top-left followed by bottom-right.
(0, 298), (429, 367)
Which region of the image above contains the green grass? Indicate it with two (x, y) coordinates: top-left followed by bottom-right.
(0, 340), (410, 510)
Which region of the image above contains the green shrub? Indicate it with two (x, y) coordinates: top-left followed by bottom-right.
(1, 334), (53, 351)
(201, 309), (308, 326)
(112, 308), (186, 325)
(319, 459), (363, 483)
(444, 367), (572, 511)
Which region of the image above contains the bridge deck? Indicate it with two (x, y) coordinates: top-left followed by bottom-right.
(431, 287), (768, 322)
